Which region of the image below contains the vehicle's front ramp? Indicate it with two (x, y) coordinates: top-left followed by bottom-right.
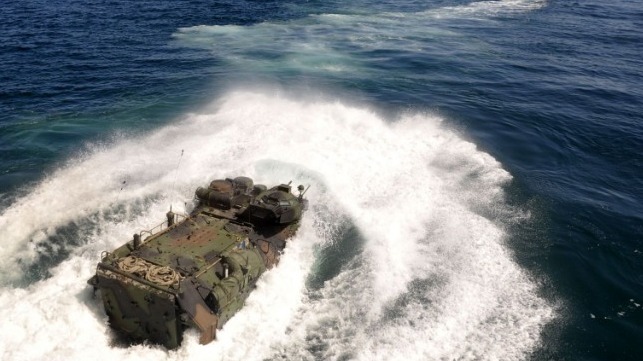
(95, 265), (182, 348)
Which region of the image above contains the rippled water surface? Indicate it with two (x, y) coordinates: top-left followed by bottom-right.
(1, 1), (641, 360)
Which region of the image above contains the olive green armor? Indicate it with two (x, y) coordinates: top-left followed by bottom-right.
(88, 177), (308, 348)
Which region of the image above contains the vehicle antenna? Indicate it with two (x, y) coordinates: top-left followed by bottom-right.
(170, 149), (185, 203)
(115, 179), (127, 204)
(299, 184), (311, 199)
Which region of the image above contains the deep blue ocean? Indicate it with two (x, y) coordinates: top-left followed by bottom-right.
(1, 1), (641, 360)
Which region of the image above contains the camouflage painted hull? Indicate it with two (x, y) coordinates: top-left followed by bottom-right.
(88, 177), (307, 348)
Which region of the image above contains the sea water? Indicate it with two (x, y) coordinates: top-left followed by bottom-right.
(1, 1), (641, 360)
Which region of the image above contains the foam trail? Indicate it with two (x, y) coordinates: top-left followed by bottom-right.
(173, 0), (547, 78)
(0, 90), (553, 360)
(426, 0), (548, 18)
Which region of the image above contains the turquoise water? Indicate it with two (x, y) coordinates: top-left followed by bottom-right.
(1, 1), (641, 360)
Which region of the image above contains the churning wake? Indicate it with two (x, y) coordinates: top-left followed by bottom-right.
(0, 90), (553, 360)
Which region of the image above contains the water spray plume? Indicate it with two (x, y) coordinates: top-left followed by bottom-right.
(0, 90), (553, 361)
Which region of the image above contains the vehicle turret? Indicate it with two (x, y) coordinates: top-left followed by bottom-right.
(245, 183), (307, 225)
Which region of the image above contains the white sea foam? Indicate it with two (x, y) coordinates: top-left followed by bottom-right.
(173, 0), (547, 78)
(0, 90), (553, 360)
(427, 0), (548, 18)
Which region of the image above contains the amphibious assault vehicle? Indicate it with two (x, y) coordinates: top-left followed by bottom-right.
(88, 176), (308, 348)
